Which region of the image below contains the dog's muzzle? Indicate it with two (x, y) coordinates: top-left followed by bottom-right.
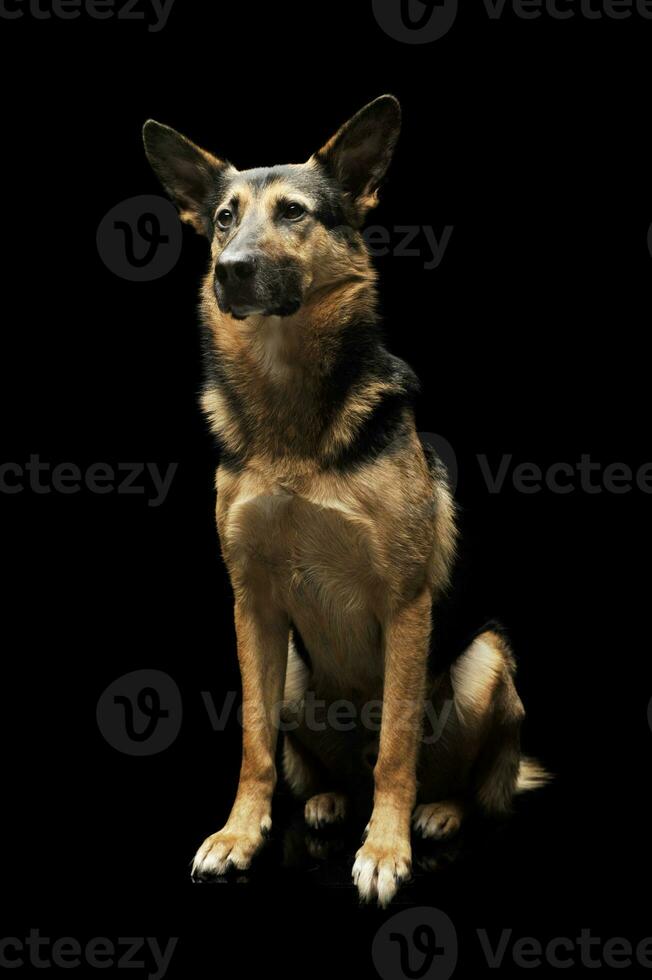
(214, 252), (303, 320)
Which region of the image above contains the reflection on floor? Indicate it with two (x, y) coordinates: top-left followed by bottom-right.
(191, 788), (524, 904)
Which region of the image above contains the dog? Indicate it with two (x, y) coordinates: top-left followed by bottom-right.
(143, 95), (547, 906)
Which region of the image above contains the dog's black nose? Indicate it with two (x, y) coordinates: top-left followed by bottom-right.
(215, 254), (258, 285)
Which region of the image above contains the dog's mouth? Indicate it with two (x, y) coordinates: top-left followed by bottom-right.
(214, 261), (305, 322)
(226, 303), (263, 321)
(227, 298), (302, 321)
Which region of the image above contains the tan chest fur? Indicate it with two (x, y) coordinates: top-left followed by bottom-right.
(215, 446), (455, 696)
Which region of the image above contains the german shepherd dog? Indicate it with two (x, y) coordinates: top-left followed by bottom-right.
(144, 96), (546, 906)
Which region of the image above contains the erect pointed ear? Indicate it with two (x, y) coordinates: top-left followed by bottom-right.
(312, 95), (401, 223)
(143, 120), (234, 236)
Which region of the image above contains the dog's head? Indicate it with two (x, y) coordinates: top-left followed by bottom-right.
(143, 96), (401, 320)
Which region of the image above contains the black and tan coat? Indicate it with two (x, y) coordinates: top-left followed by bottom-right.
(144, 96), (546, 907)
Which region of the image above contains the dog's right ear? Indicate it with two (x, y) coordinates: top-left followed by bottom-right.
(143, 121), (233, 236)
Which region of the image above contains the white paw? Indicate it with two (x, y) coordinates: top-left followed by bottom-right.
(191, 817), (270, 879)
(352, 840), (411, 907)
(413, 801), (464, 840)
(304, 792), (348, 829)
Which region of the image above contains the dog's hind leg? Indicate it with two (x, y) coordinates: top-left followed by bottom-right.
(282, 731), (325, 798)
(413, 672), (472, 840)
(450, 626), (549, 814)
(450, 627), (526, 816)
(413, 798), (466, 840)
(460, 628), (547, 817)
(414, 626), (530, 839)
(304, 791), (349, 829)
(282, 732), (352, 828)
(281, 637), (352, 828)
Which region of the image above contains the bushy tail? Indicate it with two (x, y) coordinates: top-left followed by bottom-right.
(515, 756), (552, 795)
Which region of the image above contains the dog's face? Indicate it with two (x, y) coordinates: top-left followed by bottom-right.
(143, 96), (401, 320)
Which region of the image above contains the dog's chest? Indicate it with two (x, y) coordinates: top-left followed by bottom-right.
(223, 478), (373, 599)
(221, 476), (384, 688)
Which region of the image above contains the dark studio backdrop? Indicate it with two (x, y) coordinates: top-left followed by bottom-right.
(2, 1), (652, 976)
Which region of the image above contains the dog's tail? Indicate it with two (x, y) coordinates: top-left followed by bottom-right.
(515, 756), (552, 795)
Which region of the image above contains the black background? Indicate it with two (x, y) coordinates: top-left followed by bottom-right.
(2, 1), (652, 976)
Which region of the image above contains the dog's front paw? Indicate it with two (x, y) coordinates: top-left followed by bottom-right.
(352, 837), (412, 907)
(191, 817), (270, 880)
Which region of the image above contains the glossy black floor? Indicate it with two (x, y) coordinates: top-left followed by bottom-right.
(3, 2), (652, 977)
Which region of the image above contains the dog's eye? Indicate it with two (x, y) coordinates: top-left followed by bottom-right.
(216, 209), (234, 229)
(283, 203), (306, 222)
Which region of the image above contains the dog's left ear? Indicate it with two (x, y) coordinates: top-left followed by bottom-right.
(312, 95), (401, 222)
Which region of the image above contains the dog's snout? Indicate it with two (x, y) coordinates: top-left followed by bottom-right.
(213, 241), (303, 319)
(215, 254), (258, 285)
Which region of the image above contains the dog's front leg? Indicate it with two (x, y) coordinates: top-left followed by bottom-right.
(353, 590), (431, 906)
(192, 596), (289, 878)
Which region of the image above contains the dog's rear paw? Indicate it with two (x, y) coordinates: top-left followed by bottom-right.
(304, 792), (348, 829)
(413, 800), (464, 840)
(352, 840), (411, 907)
(191, 822), (268, 880)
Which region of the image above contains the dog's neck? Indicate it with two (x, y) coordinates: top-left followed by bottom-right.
(200, 273), (417, 472)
